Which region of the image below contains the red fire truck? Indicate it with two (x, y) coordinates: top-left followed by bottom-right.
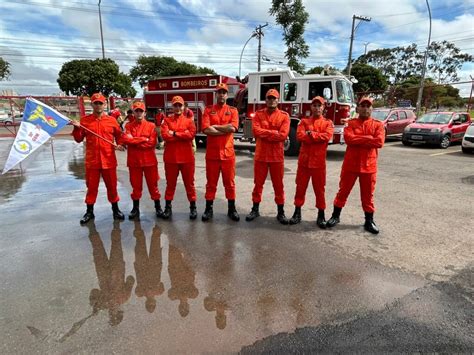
(143, 68), (356, 156)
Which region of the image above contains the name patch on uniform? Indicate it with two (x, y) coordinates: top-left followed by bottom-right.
(211, 111), (217, 115)
(225, 111), (231, 115)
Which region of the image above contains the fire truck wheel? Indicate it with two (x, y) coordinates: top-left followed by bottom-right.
(196, 137), (207, 148)
(284, 125), (300, 157)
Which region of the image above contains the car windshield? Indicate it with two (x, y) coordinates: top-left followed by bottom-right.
(417, 113), (452, 124)
(371, 110), (389, 121)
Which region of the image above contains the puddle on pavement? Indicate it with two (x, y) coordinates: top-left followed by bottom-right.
(0, 138), (425, 353)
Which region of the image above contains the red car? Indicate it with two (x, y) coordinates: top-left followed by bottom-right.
(402, 112), (472, 149)
(371, 108), (416, 137)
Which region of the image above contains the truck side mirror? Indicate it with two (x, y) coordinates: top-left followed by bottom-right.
(323, 87), (331, 100)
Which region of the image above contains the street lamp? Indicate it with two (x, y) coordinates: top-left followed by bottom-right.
(347, 15), (371, 76)
(239, 32), (257, 78)
(98, 0), (105, 59)
(416, 0), (432, 115)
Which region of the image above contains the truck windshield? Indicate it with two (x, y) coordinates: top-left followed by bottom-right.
(336, 80), (354, 104)
(371, 110), (389, 121)
(417, 113), (452, 124)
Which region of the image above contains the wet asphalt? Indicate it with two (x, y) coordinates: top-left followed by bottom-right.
(0, 135), (472, 353)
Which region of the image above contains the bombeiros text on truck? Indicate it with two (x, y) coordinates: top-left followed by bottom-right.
(143, 66), (357, 156)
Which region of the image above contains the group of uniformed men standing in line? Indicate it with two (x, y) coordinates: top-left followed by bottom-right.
(71, 84), (384, 235)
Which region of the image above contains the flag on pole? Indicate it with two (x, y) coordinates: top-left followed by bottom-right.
(2, 97), (70, 174)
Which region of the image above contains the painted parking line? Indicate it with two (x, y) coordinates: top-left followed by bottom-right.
(429, 150), (459, 156)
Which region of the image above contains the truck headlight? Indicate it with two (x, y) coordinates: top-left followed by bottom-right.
(430, 128), (441, 133)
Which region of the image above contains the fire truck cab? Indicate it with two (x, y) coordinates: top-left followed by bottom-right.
(234, 68), (356, 155)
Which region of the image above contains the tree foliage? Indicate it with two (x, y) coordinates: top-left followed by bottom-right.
(0, 57), (11, 81)
(270, 0), (309, 73)
(350, 63), (388, 93)
(57, 58), (136, 97)
(355, 41), (471, 85)
(130, 56), (217, 87)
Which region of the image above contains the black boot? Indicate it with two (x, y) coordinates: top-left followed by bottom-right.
(316, 209), (327, 229)
(326, 206), (342, 228)
(201, 200), (214, 222)
(162, 200), (172, 219)
(112, 202), (125, 221)
(154, 200), (164, 218)
(129, 200), (140, 220)
(289, 206), (301, 225)
(189, 201), (197, 220)
(245, 202), (260, 222)
(227, 200), (240, 221)
(80, 204), (95, 225)
(364, 212), (380, 234)
(276, 204), (289, 225)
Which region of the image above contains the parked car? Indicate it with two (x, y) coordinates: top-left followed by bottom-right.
(372, 108), (416, 137)
(0, 109), (13, 125)
(461, 123), (474, 154)
(402, 112), (472, 149)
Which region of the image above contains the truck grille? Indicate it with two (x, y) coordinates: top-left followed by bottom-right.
(243, 119), (253, 138)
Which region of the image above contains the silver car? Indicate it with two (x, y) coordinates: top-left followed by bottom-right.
(461, 123), (474, 154)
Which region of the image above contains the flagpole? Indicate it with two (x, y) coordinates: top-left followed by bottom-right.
(71, 121), (118, 147)
(50, 137), (57, 172)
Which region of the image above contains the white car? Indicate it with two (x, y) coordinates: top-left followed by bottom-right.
(462, 123), (474, 154)
(0, 109), (13, 124)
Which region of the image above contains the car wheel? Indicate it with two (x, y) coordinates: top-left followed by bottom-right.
(439, 135), (450, 149)
(402, 140), (412, 146)
(196, 137), (207, 148)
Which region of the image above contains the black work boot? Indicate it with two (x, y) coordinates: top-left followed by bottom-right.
(276, 204), (289, 225)
(245, 202), (260, 222)
(154, 200), (164, 218)
(316, 209), (327, 229)
(112, 202), (125, 221)
(326, 206), (342, 228)
(189, 201), (197, 220)
(227, 200), (240, 222)
(162, 200), (172, 219)
(129, 200), (140, 220)
(289, 206), (302, 225)
(201, 200), (214, 222)
(364, 212), (380, 234)
(80, 204), (95, 225)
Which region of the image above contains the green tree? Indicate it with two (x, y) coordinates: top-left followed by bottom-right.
(130, 56), (216, 87)
(57, 58), (136, 97)
(0, 57), (11, 80)
(427, 40), (473, 83)
(269, 0), (309, 73)
(350, 63), (388, 93)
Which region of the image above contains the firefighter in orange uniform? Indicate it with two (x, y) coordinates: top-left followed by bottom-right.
(201, 83), (240, 222)
(161, 96), (197, 219)
(245, 89), (290, 225)
(289, 96), (334, 228)
(326, 97), (384, 234)
(120, 101), (164, 220)
(71, 93), (125, 225)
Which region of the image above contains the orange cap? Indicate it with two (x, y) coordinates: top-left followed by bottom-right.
(311, 96), (326, 105)
(358, 96), (373, 106)
(266, 89), (280, 99)
(215, 83), (228, 92)
(132, 101), (146, 111)
(91, 93), (106, 103)
(171, 96), (184, 106)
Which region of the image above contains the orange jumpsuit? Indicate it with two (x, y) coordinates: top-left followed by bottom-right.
(294, 116), (334, 209)
(121, 119), (160, 201)
(333, 117), (385, 213)
(161, 114), (197, 202)
(72, 113), (122, 205)
(251, 108), (290, 204)
(202, 104), (239, 200)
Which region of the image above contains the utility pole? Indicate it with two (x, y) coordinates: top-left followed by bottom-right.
(347, 15), (371, 76)
(416, 0), (432, 116)
(98, 0), (105, 59)
(255, 23), (268, 72)
(468, 75), (474, 112)
(364, 42), (370, 55)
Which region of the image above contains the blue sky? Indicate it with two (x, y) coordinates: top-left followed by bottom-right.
(0, 0), (472, 96)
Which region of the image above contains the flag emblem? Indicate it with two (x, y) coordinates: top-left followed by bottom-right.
(13, 140), (32, 154)
(27, 105), (59, 128)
